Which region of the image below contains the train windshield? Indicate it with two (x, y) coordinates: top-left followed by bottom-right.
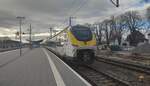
(71, 26), (92, 41)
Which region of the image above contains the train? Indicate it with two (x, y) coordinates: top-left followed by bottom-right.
(49, 25), (97, 64)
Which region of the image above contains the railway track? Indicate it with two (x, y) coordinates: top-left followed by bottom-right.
(111, 52), (150, 65)
(46, 47), (150, 86)
(73, 65), (130, 86)
(46, 47), (129, 86)
(68, 56), (150, 86)
(96, 56), (150, 75)
(95, 56), (150, 86)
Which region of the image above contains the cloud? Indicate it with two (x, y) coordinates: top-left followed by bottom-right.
(0, 0), (149, 39)
(0, 27), (17, 37)
(0, 9), (17, 28)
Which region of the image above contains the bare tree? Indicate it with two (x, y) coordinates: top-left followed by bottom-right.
(101, 19), (114, 46)
(121, 11), (144, 32)
(99, 15), (126, 46)
(146, 7), (150, 24)
(97, 23), (103, 44)
(93, 23), (103, 45)
(120, 11), (146, 46)
(146, 6), (150, 29)
(94, 24), (99, 44)
(113, 15), (126, 45)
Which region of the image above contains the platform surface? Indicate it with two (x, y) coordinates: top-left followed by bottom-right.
(0, 48), (91, 86)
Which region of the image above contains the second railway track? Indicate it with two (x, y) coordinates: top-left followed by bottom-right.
(96, 56), (150, 75)
(70, 56), (150, 86)
(94, 56), (150, 86)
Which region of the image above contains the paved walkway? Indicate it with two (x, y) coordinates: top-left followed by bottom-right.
(0, 48), (56, 86)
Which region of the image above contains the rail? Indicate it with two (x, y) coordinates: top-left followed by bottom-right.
(96, 56), (150, 75)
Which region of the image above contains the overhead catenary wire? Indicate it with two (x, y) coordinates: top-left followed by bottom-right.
(48, 0), (90, 40)
(57, 0), (78, 27)
(58, 0), (89, 28)
(68, 0), (89, 18)
(48, 0), (121, 41)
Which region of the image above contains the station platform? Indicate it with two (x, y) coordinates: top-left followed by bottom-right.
(0, 48), (91, 86)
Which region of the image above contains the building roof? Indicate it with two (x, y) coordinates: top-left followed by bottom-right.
(0, 37), (11, 41)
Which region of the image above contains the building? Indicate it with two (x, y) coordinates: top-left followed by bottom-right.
(0, 37), (20, 49)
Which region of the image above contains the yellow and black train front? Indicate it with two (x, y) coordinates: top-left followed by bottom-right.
(67, 25), (96, 64)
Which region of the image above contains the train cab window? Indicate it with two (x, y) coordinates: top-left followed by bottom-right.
(71, 26), (92, 41)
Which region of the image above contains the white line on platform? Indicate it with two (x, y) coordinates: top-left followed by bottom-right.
(48, 49), (92, 86)
(43, 49), (66, 86)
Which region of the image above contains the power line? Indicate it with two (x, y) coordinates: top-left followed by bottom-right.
(58, 0), (89, 28)
(70, 0), (89, 16)
(48, 0), (89, 40)
(48, 0), (120, 41)
(67, 0), (78, 13)
(51, 0), (78, 29)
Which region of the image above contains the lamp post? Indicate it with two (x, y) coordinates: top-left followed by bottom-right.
(49, 27), (53, 38)
(16, 16), (25, 56)
(29, 24), (32, 49)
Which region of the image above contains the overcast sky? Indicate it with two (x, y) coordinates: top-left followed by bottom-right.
(0, 0), (150, 40)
